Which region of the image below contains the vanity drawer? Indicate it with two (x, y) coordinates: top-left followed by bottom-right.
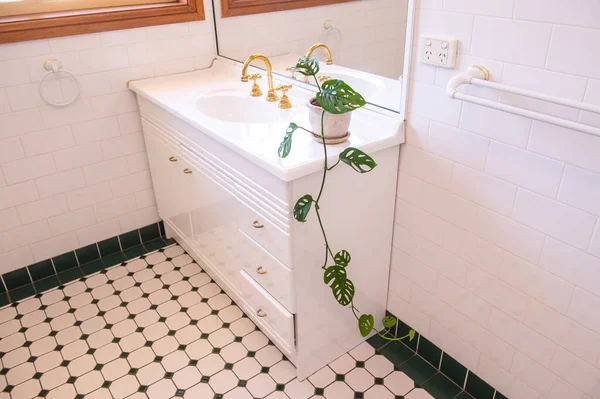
(238, 271), (295, 350)
(236, 194), (292, 267)
(240, 231), (296, 313)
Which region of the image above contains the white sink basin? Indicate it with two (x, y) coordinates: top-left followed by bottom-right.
(327, 72), (386, 99)
(196, 89), (296, 123)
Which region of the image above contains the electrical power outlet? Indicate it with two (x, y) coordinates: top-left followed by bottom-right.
(419, 35), (458, 68)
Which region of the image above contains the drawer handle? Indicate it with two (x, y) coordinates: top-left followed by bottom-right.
(256, 266), (268, 275)
(169, 156), (178, 162)
(256, 309), (267, 318)
(252, 220), (264, 229)
(183, 168), (193, 174)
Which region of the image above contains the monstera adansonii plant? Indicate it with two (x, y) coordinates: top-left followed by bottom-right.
(278, 56), (415, 343)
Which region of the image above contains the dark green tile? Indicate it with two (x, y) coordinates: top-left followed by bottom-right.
(367, 330), (395, 350)
(57, 268), (83, 284)
(98, 237), (121, 256)
(102, 252), (126, 267)
(0, 293), (9, 307)
(9, 284), (35, 302)
(158, 221), (166, 237)
(164, 238), (176, 246)
(378, 341), (414, 367)
(34, 276), (60, 293)
(465, 372), (495, 399)
(396, 318), (418, 352)
(3, 268), (32, 290)
(27, 260), (55, 281)
(454, 392), (475, 399)
(140, 224), (161, 243)
(81, 260), (106, 276)
(494, 391), (507, 399)
(76, 244), (100, 265)
(440, 353), (467, 388)
(143, 238), (167, 252)
(418, 336), (442, 368)
(0, 279), (5, 294)
(52, 252), (78, 273)
(123, 245), (146, 260)
(421, 373), (461, 399)
(397, 355), (437, 385)
(119, 231), (141, 250)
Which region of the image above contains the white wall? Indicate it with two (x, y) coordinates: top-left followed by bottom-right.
(389, 1), (600, 398)
(0, 0), (217, 272)
(215, 0), (408, 79)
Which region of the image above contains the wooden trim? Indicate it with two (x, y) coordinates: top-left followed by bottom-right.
(0, 0), (205, 44)
(221, 0), (356, 18)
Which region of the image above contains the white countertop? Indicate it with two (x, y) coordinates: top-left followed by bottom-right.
(129, 59), (404, 182)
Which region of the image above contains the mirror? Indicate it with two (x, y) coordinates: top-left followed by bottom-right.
(212, 0), (412, 114)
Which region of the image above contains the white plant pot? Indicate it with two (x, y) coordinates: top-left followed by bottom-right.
(307, 97), (351, 143)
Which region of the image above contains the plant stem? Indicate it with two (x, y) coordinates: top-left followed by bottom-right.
(327, 160), (341, 171)
(316, 110), (328, 203)
(313, 75), (322, 92)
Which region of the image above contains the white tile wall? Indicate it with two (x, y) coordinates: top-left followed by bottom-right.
(391, 2), (600, 398)
(0, 0), (216, 272)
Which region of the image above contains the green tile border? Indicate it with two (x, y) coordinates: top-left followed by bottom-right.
(0, 221), (171, 305)
(368, 311), (507, 399)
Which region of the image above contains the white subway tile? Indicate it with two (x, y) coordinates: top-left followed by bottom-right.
(0, 108), (45, 140)
(0, 137), (25, 164)
(134, 188), (156, 210)
(436, 276), (491, 327)
(72, 116), (120, 145)
(146, 23), (190, 40)
(110, 170), (152, 198)
(53, 143), (103, 172)
(30, 232), (80, 263)
(391, 247), (438, 293)
(558, 166), (600, 217)
(79, 46), (130, 74)
(477, 355), (537, 399)
(486, 141), (564, 199)
(589, 224), (600, 259)
(488, 307), (556, 367)
(514, 190), (596, 251)
(525, 298), (600, 366)
(0, 220), (52, 252)
(547, 380), (592, 399)
(126, 36), (213, 66)
(0, 39), (50, 61)
(76, 218), (121, 247)
(422, 183), (479, 232)
(70, 72), (112, 99)
(547, 26), (600, 80)
(48, 34), (101, 52)
(443, 0), (514, 17)
(511, 352), (557, 397)
(101, 133), (145, 160)
(414, 235), (468, 285)
(35, 169), (86, 198)
(396, 171), (423, 206)
(568, 288), (600, 335)
(20, 126), (75, 157)
(395, 198), (445, 245)
(66, 182), (113, 211)
(417, 0), (443, 10)
(428, 123), (489, 171)
(399, 145), (453, 189)
(17, 194), (68, 225)
(409, 46), (436, 86)
(404, 113), (429, 150)
(459, 103), (531, 149)
(387, 293), (431, 336)
(471, 17), (552, 67)
(40, 98), (97, 129)
(451, 164), (517, 216)
(550, 346), (600, 396)
(84, 157), (129, 186)
(118, 205), (159, 232)
(89, 91), (138, 118)
(0, 208), (20, 233)
(5, 82), (55, 111)
(410, 283), (468, 334)
(117, 112), (142, 135)
(499, 252), (574, 314)
(429, 321), (481, 372)
(0, 170), (4, 188)
(0, 181), (38, 211)
(581, 79), (600, 129)
(0, 59), (30, 87)
(109, 65), (154, 92)
(127, 151), (150, 173)
(515, 0), (600, 29)
(0, 88), (10, 114)
(1, 153), (57, 185)
(0, 247), (34, 274)
(99, 28), (147, 46)
(48, 207), (97, 236)
(94, 194), (137, 223)
(415, 9), (474, 54)
(393, 224), (420, 258)
(408, 82), (462, 127)
(153, 58), (195, 78)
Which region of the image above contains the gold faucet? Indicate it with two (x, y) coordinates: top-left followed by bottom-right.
(306, 43), (333, 65)
(241, 54), (279, 102)
(276, 85), (292, 109)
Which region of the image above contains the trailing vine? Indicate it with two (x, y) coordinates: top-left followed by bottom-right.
(278, 57), (415, 343)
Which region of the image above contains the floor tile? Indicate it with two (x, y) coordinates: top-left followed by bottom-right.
(397, 355), (437, 385)
(422, 372), (462, 399)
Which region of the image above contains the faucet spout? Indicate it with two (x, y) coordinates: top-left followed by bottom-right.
(306, 43), (333, 65)
(241, 54), (279, 102)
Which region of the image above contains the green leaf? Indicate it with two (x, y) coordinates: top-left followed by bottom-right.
(324, 265), (347, 287)
(278, 123), (299, 158)
(382, 316), (397, 329)
(334, 250), (351, 267)
(293, 195), (313, 222)
(359, 314), (375, 337)
(316, 79), (367, 114)
(294, 56), (320, 77)
(409, 329), (416, 341)
(339, 147), (378, 174)
(331, 278), (355, 306)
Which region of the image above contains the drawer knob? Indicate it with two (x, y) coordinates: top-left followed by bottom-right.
(169, 156), (178, 162)
(252, 220), (264, 229)
(256, 309), (267, 318)
(256, 266), (268, 275)
(183, 168), (193, 174)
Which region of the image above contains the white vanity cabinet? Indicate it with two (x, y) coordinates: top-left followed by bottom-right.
(130, 62), (404, 380)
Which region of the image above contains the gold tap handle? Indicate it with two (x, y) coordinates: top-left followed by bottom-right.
(276, 85), (293, 109)
(249, 73), (262, 84)
(318, 75), (332, 83)
(285, 67), (296, 79)
(276, 84), (292, 95)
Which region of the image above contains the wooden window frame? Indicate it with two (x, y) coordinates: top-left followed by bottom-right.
(0, 0), (205, 44)
(221, 0), (356, 18)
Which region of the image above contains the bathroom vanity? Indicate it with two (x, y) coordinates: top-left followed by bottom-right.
(129, 59), (404, 379)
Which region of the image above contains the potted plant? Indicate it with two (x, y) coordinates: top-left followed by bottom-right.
(278, 56), (415, 343)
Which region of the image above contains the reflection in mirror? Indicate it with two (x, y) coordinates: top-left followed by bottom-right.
(213, 0), (410, 113)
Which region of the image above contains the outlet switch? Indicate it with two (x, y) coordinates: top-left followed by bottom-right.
(419, 35), (458, 68)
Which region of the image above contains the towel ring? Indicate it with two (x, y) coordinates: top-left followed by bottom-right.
(38, 59), (80, 107)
